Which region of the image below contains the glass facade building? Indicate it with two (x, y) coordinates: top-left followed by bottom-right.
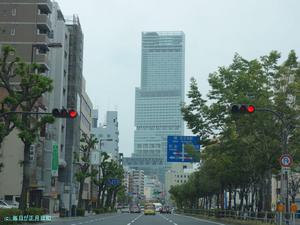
(124, 31), (185, 183)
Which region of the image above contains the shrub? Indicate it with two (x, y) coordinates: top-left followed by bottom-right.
(0, 208), (22, 224)
(103, 207), (109, 213)
(24, 208), (45, 216)
(76, 208), (85, 217)
(93, 208), (104, 214)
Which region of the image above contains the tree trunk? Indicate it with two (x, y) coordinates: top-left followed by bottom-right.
(105, 190), (112, 208)
(258, 183), (263, 212)
(233, 190), (237, 210)
(19, 142), (31, 211)
(220, 189), (224, 210)
(111, 191), (117, 209)
(229, 187), (232, 209)
(96, 185), (102, 208)
(245, 192), (249, 210)
(100, 186), (106, 208)
(263, 171), (272, 211)
(216, 194), (220, 209)
(78, 180), (84, 209)
(239, 189), (244, 211)
(209, 196), (212, 209)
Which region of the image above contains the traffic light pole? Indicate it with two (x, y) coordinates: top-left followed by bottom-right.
(0, 111), (52, 117)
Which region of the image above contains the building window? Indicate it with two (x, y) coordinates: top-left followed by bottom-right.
(10, 28), (15, 36)
(11, 8), (16, 16)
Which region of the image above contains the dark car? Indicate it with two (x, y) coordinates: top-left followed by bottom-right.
(130, 205), (141, 213)
(160, 206), (171, 214)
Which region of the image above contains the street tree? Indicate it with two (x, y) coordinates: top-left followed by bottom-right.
(74, 133), (98, 209)
(180, 50), (300, 211)
(0, 46), (55, 210)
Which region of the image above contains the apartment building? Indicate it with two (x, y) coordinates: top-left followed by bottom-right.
(0, 0), (56, 212)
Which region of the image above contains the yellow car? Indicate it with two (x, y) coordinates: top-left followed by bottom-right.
(144, 204), (156, 215)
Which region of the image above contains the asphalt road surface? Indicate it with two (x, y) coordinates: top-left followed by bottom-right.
(40, 213), (226, 225)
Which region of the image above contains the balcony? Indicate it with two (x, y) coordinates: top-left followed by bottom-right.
(36, 33), (49, 44)
(37, 14), (51, 32)
(37, 0), (52, 14)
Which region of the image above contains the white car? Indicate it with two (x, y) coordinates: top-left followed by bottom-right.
(0, 200), (17, 209)
(121, 206), (130, 213)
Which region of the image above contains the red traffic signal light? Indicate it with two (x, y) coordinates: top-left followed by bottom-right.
(52, 108), (78, 118)
(231, 104), (255, 113)
(69, 109), (77, 118)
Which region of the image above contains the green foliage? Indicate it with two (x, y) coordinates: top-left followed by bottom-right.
(0, 45), (54, 181)
(93, 208), (104, 214)
(24, 208), (44, 216)
(175, 50), (300, 211)
(0, 208), (22, 224)
(74, 133), (98, 208)
(76, 208), (85, 217)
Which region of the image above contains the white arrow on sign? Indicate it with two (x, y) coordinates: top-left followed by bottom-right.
(279, 154), (293, 167)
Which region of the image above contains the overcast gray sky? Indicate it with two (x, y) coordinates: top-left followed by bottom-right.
(56, 0), (300, 157)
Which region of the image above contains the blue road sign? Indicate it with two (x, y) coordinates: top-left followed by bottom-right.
(107, 178), (120, 186)
(167, 136), (200, 162)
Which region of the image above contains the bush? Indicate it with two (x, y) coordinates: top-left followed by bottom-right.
(93, 208), (104, 214)
(76, 208), (85, 217)
(0, 208), (22, 224)
(24, 208), (44, 216)
(103, 207), (109, 213)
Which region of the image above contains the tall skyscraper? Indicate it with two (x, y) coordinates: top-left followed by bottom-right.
(124, 31), (185, 183)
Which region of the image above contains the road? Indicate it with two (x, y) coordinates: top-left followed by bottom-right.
(41, 213), (226, 225)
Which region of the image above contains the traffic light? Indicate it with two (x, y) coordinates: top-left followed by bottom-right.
(52, 108), (78, 118)
(231, 104), (255, 113)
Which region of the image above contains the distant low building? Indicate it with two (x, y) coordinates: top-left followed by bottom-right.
(91, 111), (119, 161)
(165, 163), (194, 204)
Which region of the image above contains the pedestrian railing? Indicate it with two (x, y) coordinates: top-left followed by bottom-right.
(177, 208), (300, 224)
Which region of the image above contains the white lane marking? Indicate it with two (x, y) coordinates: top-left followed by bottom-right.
(174, 223), (178, 225)
(127, 223), (131, 225)
(174, 213), (226, 225)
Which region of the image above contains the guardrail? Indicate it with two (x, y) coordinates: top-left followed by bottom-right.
(176, 208), (300, 224)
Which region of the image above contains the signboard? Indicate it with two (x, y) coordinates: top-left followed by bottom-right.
(107, 178), (120, 186)
(291, 203), (298, 213)
(51, 143), (59, 177)
(90, 150), (100, 165)
(279, 154), (293, 168)
(167, 136), (200, 162)
(276, 203), (285, 212)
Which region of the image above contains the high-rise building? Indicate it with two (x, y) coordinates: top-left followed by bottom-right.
(124, 31), (185, 183)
